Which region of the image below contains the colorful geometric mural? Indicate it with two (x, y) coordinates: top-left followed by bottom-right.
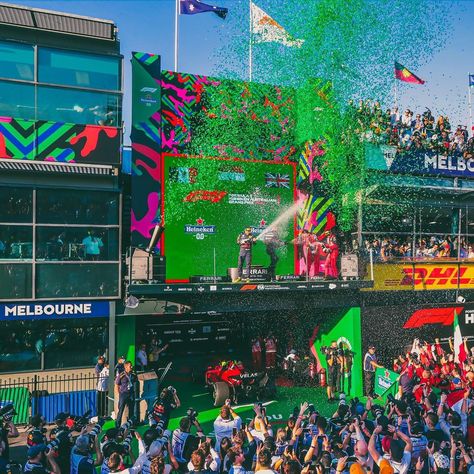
(130, 52), (162, 248)
(130, 54), (337, 249)
(0, 117), (120, 164)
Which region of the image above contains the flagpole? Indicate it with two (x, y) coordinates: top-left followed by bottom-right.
(468, 72), (473, 136)
(174, 0), (179, 71)
(249, 0), (253, 82)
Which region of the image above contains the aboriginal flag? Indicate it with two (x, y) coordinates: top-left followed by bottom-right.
(394, 61), (425, 84)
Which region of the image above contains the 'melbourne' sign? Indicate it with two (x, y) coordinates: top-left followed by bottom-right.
(0, 301), (109, 321)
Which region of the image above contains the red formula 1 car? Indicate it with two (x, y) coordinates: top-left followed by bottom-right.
(204, 360), (275, 406)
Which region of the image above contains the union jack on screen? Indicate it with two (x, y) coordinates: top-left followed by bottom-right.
(265, 173), (290, 188)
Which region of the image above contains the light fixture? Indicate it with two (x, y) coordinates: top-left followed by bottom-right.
(125, 295), (139, 309)
(146, 224), (165, 253)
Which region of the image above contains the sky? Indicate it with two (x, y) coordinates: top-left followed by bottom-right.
(8, 0), (474, 143)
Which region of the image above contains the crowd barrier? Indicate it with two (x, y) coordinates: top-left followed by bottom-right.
(0, 373), (98, 424)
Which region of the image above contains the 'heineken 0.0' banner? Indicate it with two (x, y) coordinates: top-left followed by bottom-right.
(162, 154), (296, 281)
(374, 367), (399, 398)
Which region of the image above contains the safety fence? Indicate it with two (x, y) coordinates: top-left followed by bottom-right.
(0, 372), (99, 424)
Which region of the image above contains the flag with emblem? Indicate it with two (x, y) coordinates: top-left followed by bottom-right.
(394, 61), (425, 84)
(453, 308), (467, 364)
(180, 0), (228, 18)
(250, 1), (304, 47)
(265, 172), (290, 188)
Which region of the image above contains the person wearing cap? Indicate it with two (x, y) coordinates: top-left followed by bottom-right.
(24, 443), (60, 474)
(363, 346), (383, 397)
(114, 356), (126, 377)
(70, 432), (102, 474)
(97, 361), (110, 418)
(368, 424), (412, 474)
(234, 228), (257, 283)
(0, 404), (19, 462)
(27, 415), (47, 448)
(49, 412), (72, 474)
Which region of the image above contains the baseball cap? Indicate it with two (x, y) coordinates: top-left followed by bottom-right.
(381, 436), (392, 453)
(118, 355), (125, 361)
(452, 377), (462, 385)
(368, 345), (376, 349)
(27, 444), (46, 458)
(75, 435), (90, 451)
(55, 412), (68, 423)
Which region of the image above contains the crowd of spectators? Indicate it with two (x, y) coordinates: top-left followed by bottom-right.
(362, 235), (474, 261)
(348, 100), (474, 157)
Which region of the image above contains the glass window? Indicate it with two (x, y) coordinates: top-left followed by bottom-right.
(0, 81), (35, 120)
(0, 225), (33, 260)
(42, 320), (108, 370)
(38, 48), (120, 91)
(37, 86), (120, 126)
(36, 263), (119, 298)
(0, 187), (33, 223)
(36, 189), (119, 225)
(0, 321), (41, 373)
(0, 264), (32, 299)
(0, 41), (34, 81)
(36, 227), (119, 261)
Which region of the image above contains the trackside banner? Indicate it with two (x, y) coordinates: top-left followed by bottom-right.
(0, 301), (109, 321)
(366, 143), (474, 178)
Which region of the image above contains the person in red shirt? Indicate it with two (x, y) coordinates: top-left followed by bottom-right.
(324, 236), (339, 279)
(264, 334), (277, 370)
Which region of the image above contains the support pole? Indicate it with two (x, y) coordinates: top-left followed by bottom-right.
(249, 0), (253, 82)
(174, 0), (179, 71)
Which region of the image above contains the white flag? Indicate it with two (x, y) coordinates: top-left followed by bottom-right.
(250, 1), (304, 48)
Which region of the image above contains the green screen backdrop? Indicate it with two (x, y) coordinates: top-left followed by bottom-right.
(313, 307), (363, 397)
(162, 154), (296, 281)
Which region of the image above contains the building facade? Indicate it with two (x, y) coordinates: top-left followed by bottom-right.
(0, 3), (123, 374)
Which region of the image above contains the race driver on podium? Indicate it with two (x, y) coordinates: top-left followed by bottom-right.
(234, 227), (257, 282)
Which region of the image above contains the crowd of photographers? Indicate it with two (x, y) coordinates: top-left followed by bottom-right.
(1, 335), (474, 474)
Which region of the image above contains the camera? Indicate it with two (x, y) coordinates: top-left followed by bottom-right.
(119, 417), (136, 435)
(89, 417), (108, 441)
(186, 408), (198, 423)
(0, 404), (16, 423)
(122, 431), (134, 453)
(450, 428), (464, 444)
(46, 430), (72, 453)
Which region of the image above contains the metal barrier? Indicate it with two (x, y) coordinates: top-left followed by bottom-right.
(0, 372), (99, 424)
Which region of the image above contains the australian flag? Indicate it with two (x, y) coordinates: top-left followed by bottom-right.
(265, 173), (290, 189)
(180, 0), (228, 19)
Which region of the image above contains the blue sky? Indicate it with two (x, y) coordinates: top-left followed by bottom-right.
(9, 0), (474, 142)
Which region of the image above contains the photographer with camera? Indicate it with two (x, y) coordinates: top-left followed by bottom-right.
(100, 421), (138, 474)
(48, 413), (75, 474)
(213, 400), (241, 453)
(321, 342), (343, 403)
(24, 443), (61, 474)
(70, 427), (103, 474)
(171, 410), (205, 470)
(102, 431), (146, 474)
(149, 387), (180, 433)
(28, 415), (47, 448)
(0, 404), (19, 462)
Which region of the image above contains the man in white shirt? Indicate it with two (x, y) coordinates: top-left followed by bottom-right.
(213, 400), (241, 452)
(97, 362), (109, 417)
(368, 425), (412, 474)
